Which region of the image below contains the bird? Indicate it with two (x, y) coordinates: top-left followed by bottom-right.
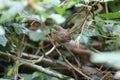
(51, 25), (71, 44)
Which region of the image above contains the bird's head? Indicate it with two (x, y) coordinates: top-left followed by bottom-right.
(53, 25), (63, 31)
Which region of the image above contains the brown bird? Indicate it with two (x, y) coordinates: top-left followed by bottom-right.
(51, 25), (71, 44)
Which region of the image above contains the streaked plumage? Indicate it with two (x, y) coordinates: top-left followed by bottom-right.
(52, 25), (71, 44)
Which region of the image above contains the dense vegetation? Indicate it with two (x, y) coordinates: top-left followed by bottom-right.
(0, 0), (120, 80)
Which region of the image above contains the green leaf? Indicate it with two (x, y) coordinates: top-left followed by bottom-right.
(75, 3), (85, 7)
(115, 38), (120, 47)
(109, 1), (120, 12)
(84, 0), (89, 3)
(14, 62), (23, 68)
(28, 30), (50, 42)
(33, 0), (40, 3)
(63, 0), (77, 9)
(12, 23), (29, 35)
(90, 51), (120, 69)
(113, 25), (120, 36)
(7, 68), (13, 76)
(0, 26), (5, 35)
(32, 71), (59, 80)
(20, 74), (32, 80)
(33, 5), (46, 13)
(21, 15), (41, 22)
(101, 0), (114, 2)
(0, 35), (7, 47)
(98, 12), (120, 19)
(91, 51), (120, 80)
(48, 77), (59, 80)
(32, 72), (44, 80)
(0, 2), (24, 23)
(43, 0), (61, 6)
(49, 13), (65, 24)
(80, 36), (89, 44)
(7, 62), (23, 76)
(114, 71), (120, 79)
(53, 6), (65, 15)
(0, 79), (11, 80)
(102, 24), (114, 33)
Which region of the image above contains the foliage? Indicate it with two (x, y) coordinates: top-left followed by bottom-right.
(91, 51), (120, 79)
(32, 72), (59, 80)
(0, 0), (120, 80)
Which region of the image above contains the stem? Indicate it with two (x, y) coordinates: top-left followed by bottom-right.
(14, 34), (25, 80)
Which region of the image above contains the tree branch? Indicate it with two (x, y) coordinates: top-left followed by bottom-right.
(0, 51), (74, 80)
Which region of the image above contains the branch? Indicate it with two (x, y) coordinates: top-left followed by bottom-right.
(22, 52), (70, 68)
(0, 51), (74, 80)
(21, 60), (73, 80)
(44, 38), (95, 57)
(25, 45), (56, 63)
(55, 48), (93, 80)
(64, 40), (94, 57)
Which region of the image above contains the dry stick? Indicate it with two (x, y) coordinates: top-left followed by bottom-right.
(105, 2), (109, 14)
(74, 56), (81, 68)
(26, 45), (56, 63)
(55, 48), (93, 80)
(71, 70), (78, 80)
(14, 35), (25, 80)
(75, 19), (86, 48)
(64, 59), (94, 80)
(44, 38), (94, 56)
(70, 8), (90, 35)
(93, 3), (103, 14)
(58, 0), (67, 7)
(21, 61), (72, 80)
(22, 52), (70, 68)
(64, 45), (82, 68)
(70, 1), (100, 35)
(64, 7), (85, 28)
(23, 36), (55, 63)
(47, 34), (93, 79)
(65, 44), (94, 56)
(74, 2), (97, 45)
(64, 13), (82, 29)
(96, 65), (103, 72)
(0, 51), (74, 80)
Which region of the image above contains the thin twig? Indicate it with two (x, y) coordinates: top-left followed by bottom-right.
(71, 70), (78, 80)
(105, 2), (109, 14)
(47, 30), (94, 79)
(75, 20), (86, 48)
(58, 0), (67, 7)
(55, 48), (93, 80)
(25, 45), (56, 63)
(0, 51), (74, 80)
(69, 7), (91, 34)
(22, 52), (71, 68)
(21, 61), (72, 80)
(14, 34), (25, 80)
